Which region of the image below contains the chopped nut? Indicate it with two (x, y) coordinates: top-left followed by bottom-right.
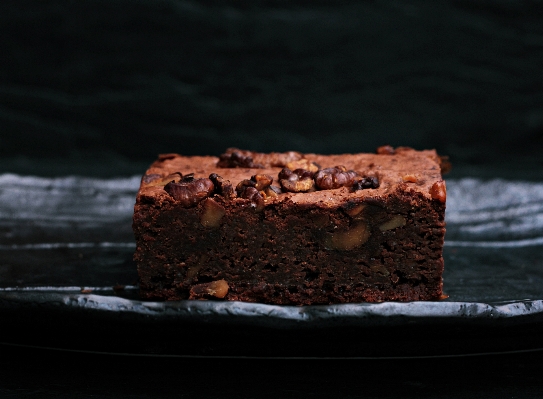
(376, 145), (395, 155)
(209, 173), (235, 199)
(285, 159), (320, 173)
(325, 222), (370, 250)
(239, 186), (265, 212)
(200, 198), (226, 228)
(236, 178), (256, 193)
(429, 180), (446, 203)
(216, 148), (264, 168)
(189, 279), (229, 299)
(263, 185), (282, 198)
(379, 215), (406, 231)
(352, 176), (380, 191)
(402, 174), (418, 183)
(343, 203), (366, 217)
(279, 168), (315, 193)
(252, 174), (274, 191)
(281, 177), (315, 192)
(164, 176), (215, 207)
(268, 151), (303, 167)
(314, 166), (359, 190)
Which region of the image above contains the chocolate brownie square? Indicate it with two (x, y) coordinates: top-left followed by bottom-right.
(133, 146), (447, 304)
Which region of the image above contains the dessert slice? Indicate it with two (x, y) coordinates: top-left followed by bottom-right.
(133, 146), (447, 304)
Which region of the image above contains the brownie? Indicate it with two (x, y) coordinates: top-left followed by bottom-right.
(133, 146), (447, 304)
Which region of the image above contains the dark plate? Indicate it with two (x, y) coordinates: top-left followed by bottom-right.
(1, 175), (543, 358)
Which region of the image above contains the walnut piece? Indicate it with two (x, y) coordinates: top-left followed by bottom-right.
(325, 222), (370, 250)
(314, 166), (359, 190)
(285, 159), (320, 173)
(268, 151), (303, 167)
(164, 175), (214, 207)
(343, 203), (366, 217)
(200, 198), (226, 228)
(209, 173), (234, 199)
(189, 279), (229, 299)
(252, 174), (274, 191)
(237, 185), (265, 212)
(279, 168), (315, 193)
(429, 180), (446, 203)
(216, 148), (264, 168)
(379, 215), (406, 231)
(402, 174), (418, 183)
(235, 174), (275, 210)
(263, 185), (282, 198)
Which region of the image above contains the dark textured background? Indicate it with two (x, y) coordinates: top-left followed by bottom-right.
(1, 0), (542, 177)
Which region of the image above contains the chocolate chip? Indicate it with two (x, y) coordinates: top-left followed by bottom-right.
(164, 177), (215, 207)
(352, 176), (380, 191)
(314, 166), (359, 190)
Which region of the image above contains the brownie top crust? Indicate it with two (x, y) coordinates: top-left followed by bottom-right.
(136, 147), (445, 208)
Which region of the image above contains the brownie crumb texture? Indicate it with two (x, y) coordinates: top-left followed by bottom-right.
(133, 146), (447, 305)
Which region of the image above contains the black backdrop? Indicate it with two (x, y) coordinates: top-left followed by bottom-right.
(1, 0), (542, 178)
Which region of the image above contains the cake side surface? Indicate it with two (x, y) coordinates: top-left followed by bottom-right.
(133, 147), (446, 304)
